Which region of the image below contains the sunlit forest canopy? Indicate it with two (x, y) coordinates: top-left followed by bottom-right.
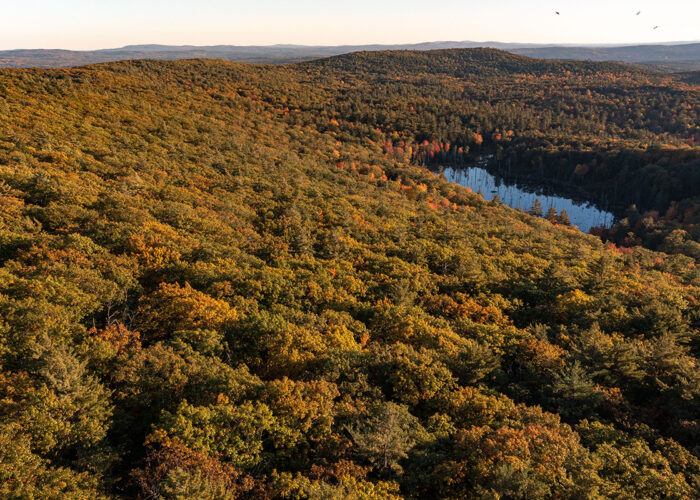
(0, 50), (698, 498)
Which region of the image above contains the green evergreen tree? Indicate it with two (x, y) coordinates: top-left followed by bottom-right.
(347, 402), (422, 475)
(558, 209), (571, 226)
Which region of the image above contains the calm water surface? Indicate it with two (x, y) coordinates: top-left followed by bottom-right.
(442, 165), (616, 233)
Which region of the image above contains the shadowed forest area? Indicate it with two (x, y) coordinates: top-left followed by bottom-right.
(0, 50), (699, 498)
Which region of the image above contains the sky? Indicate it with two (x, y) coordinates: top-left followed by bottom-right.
(1, 0), (698, 50)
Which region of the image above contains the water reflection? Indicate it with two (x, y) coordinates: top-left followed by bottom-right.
(442, 165), (616, 233)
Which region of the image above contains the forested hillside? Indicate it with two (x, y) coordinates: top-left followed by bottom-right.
(0, 52), (699, 498)
(300, 50), (700, 256)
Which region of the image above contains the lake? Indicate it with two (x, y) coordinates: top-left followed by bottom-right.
(442, 165), (616, 233)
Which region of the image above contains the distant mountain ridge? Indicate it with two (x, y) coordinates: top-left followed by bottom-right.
(512, 43), (700, 72)
(0, 41), (699, 70)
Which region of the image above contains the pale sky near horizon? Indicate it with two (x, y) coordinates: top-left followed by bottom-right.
(0, 0), (698, 51)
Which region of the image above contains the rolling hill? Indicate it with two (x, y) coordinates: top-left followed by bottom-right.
(512, 42), (700, 72)
(0, 50), (698, 498)
(1, 40), (699, 70)
(0, 42), (551, 68)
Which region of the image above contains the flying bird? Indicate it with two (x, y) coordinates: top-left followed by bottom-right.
(556, 11), (560, 15)
(653, 25), (660, 30)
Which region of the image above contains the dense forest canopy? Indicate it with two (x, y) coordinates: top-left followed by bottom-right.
(298, 49), (700, 256)
(0, 50), (699, 498)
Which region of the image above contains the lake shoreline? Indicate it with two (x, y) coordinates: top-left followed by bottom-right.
(437, 162), (619, 233)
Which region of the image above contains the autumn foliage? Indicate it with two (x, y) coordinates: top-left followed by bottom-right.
(0, 51), (697, 498)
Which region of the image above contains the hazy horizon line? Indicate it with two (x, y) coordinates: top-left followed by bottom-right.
(2, 39), (700, 53)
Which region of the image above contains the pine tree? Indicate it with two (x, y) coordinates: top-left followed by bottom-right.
(558, 209), (571, 226)
(530, 198), (543, 217)
(546, 206), (558, 222)
(347, 402), (421, 474)
(549, 361), (603, 419)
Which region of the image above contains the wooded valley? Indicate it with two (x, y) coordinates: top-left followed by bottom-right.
(0, 50), (698, 498)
